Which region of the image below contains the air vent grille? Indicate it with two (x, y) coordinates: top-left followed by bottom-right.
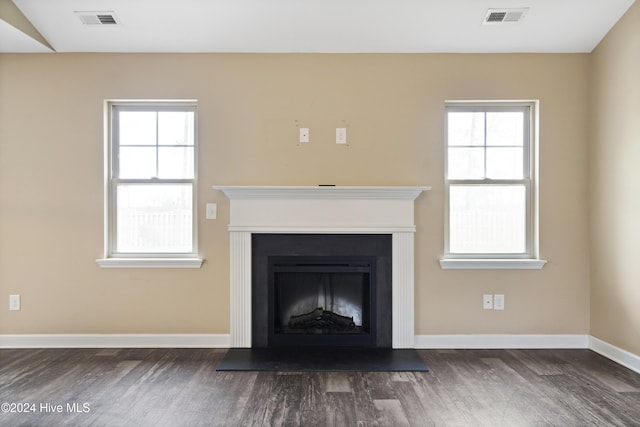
(487, 12), (507, 23)
(483, 8), (529, 25)
(75, 11), (119, 26)
(97, 14), (117, 25)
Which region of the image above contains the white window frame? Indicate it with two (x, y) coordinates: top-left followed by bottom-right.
(440, 100), (546, 270)
(97, 100), (203, 269)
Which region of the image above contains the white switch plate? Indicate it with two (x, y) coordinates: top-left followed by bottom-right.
(299, 128), (309, 143)
(336, 127), (347, 144)
(206, 203), (217, 220)
(494, 294), (505, 310)
(483, 294), (493, 310)
(9, 294), (20, 311)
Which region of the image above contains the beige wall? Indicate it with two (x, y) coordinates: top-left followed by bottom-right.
(590, 1), (640, 355)
(0, 53), (590, 336)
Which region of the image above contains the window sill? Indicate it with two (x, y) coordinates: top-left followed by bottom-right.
(439, 258), (547, 270)
(96, 258), (204, 269)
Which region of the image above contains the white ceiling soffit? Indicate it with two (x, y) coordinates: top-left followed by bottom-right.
(9, 0), (638, 53)
(0, 18), (51, 52)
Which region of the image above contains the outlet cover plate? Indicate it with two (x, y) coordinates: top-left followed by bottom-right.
(299, 128), (310, 143)
(483, 294), (493, 309)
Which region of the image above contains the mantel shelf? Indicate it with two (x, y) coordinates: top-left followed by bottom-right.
(213, 186), (430, 200)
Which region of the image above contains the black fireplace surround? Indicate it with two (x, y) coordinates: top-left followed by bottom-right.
(252, 234), (392, 348)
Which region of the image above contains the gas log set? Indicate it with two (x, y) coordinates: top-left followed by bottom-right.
(288, 307), (357, 333)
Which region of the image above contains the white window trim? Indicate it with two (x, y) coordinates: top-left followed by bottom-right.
(97, 258), (203, 269)
(439, 258), (546, 270)
(441, 100), (546, 270)
(97, 100), (203, 269)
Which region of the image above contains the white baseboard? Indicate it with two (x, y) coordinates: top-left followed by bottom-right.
(0, 334), (230, 349)
(414, 334), (640, 374)
(0, 333), (594, 350)
(1, 333), (638, 375)
(414, 334), (590, 349)
(589, 336), (640, 374)
(3, 334), (587, 350)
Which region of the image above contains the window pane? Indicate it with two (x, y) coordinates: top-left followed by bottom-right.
(158, 147), (194, 179)
(116, 184), (193, 253)
(158, 112), (194, 146)
(447, 112), (484, 146)
(486, 147), (523, 179)
(119, 147), (157, 179)
(119, 112), (156, 146)
(449, 185), (526, 254)
(486, 112), (523, 146)
(448, 147), (484, 179)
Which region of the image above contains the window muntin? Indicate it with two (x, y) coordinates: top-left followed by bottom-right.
(445, 103), (535, 259)
(108, 102), (197, 257)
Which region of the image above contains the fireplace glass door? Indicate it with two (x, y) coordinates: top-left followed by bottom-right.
(269, 257), (376, 347)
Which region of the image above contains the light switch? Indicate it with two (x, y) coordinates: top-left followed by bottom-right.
(206, 203), (217, 220)
(9, 294), (20, 311)
(336, 127), (347, 144)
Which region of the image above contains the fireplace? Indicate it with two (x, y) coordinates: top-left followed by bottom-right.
(252, 234), (392, 348)
(214, 186), (429, 349)
(272, 257), (373, 344)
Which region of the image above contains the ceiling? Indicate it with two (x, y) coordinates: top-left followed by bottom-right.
(0, 0), (636, 54)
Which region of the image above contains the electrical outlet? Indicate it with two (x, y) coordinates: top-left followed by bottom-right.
(299, 127), (309, 143)
(9, 294), (20, 311)
(483, 294), (493, 310)
(494, 294), (505, 310)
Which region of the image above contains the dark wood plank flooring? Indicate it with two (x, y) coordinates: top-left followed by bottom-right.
(1, 348), (639, 426)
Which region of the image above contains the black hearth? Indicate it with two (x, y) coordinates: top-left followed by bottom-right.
(252, 234), (392, 348)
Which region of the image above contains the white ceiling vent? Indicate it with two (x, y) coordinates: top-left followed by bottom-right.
(483, 8), (529, 25)
(75, 11), (119, 26)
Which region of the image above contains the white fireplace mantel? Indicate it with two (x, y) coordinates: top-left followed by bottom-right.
(214, 186), (428, 200)
(214, 185), (430, 348)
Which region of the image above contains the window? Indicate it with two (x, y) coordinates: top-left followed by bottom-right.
(97, 101), (202, 268)
(441, 101), (545, 269)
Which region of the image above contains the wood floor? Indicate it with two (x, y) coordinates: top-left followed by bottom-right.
(1, 348), (639, 426)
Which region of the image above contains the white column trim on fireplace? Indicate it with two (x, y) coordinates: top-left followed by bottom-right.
(215, 186), (430, 349)
(392, 232), (415, 348)
(230, 231), (252, 348)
